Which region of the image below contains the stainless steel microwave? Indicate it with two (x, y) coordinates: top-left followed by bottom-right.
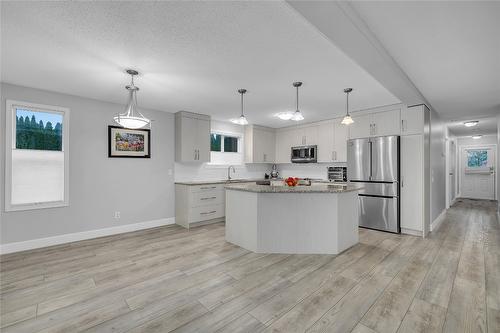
(291, 145), (317, 163)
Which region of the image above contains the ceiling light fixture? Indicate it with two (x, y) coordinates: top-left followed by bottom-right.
(113, 69), (150, 129)
(472, 135), (482, 139)
(276, 112), (293, 120)
(290, 82), (304, 121)
(231, 89), (249, 125)
(341, 88), (354, 125)
(464, 121), (479, 127)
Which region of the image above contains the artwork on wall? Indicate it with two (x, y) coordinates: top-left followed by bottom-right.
(108, 126), (150, 158)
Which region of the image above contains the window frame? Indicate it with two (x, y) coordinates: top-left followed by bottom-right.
(5, 100), (70, 211)
(208, 131), (243, 166)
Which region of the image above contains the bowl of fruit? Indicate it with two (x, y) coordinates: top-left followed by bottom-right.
(285, 177), (299, 187)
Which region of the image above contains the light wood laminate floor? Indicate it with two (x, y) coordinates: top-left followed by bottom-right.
(1, 199), (499, 333)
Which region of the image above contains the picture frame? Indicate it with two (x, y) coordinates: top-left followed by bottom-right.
(108, 126), (151, 158)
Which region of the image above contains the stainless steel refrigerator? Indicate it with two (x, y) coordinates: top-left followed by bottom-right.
(347, 136), (400, 233)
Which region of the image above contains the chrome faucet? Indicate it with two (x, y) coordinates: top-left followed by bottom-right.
(227, 165), (236, 181)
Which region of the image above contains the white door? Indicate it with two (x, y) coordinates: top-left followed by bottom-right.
(460, 146), (495, 200)
(449, 140), (456, 203)
(401, 135), (423, 233)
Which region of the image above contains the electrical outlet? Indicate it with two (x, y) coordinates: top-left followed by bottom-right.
(114, 211), (120, 219)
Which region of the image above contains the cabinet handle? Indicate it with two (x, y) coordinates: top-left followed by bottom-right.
(369, 124), (373, 136)
(401, 119), (405, 132)
(201, 196), (217, 200)
(373, 124), (377, 136)
(263, 153), (266, 162)
(200, 210), (217, 215)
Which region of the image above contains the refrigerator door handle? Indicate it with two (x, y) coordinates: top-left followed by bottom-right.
(369, 140), (373, 181)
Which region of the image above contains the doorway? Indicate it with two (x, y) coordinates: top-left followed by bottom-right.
(459, 145), (496, 200)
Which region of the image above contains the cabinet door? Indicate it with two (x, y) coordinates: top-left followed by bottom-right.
(263, 130), (276, 162)
(317, 121), (335, 162)
(348, 114), (371, 139)
(196, 119), (211, 162)
(181, 116), (198, 161)
(303, 125), (318, 145)
(401, 135), (423, 233)
(372, 109), (401, 136)
(275, 129), (294, 163)
(333, 118), (348, 162)
(401, 106), (424, 135)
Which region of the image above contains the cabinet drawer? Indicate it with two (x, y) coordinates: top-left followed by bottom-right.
(191, 190), (225, 207)
(188, 204), (225, 223)
(189, 184), (224, 193)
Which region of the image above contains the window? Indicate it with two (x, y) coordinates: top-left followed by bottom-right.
(5, 100), (70, 211)
(209, 132), (242, 165)
(210, 133), (239, 153)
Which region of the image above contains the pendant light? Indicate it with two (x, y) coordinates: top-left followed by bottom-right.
(113, 69), (150, 129)
(291, 81), (304, 121)
(231, 89), (249, 125)
(341, 88), (354, 125)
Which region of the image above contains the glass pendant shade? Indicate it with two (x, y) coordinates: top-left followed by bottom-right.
(231, 89), (248, 125)
(114, 70), (150, 129)
(291, 110), (304, 121)
(341, 88), (354, 126)
(341, 114), (354, 125)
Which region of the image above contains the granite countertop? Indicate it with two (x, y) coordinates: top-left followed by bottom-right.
(175, 178), (281, 186)
(224, 183), (363, 193)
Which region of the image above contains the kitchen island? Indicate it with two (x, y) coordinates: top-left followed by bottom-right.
(225, 183), (362, 254)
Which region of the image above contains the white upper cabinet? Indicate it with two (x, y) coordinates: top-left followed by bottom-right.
(245, 125), (276, 163)
(316, 119), (347, 162)
(348, 108), (401, 139)
(333, 118), (348, 162)
(348, 114), (372, 139)
(275, 129), (294, 163)
(317, 121), (335, 163)
(371, 109), (401, 137)
(175, 111), (210, 163)
(401, 105), (425, 135)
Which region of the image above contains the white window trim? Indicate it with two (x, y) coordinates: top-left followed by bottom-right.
(5, 100), (70, 211)
(207, 131), (244, 167)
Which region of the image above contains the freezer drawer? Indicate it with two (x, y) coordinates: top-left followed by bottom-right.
(358, 195), (399, 233)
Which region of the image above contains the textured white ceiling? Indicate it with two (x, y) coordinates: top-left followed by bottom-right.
(350, 1), (500, 127)
(0, 1), (399, 128)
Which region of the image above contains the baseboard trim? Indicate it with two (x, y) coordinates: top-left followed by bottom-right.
(431, 209), (446, 232)
(0, 217), (175, 255)
(401, 228), (423, 237)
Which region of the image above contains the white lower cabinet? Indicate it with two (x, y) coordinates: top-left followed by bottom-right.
(400, 134), (424, 235)
(175, 184), (225, 228)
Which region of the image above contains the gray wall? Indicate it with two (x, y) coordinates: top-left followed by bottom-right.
(430, 108), (446, 222)
(1, 83), (175, 244)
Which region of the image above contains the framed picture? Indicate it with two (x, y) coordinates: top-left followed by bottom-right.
(108, 126), (150, 158)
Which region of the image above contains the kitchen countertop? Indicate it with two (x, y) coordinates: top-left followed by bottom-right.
(175, 178), (276, 186)
(224, 183), (362, 193)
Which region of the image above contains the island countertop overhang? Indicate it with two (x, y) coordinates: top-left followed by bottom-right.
(224, 183), (363, 193)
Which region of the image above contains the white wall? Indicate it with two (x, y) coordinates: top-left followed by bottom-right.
(430, 109), (446, 222)
(1, 83), (175, 245)
(457, 134), (497, 146)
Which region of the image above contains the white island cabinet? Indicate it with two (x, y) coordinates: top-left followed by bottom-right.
(225, 183), (361, 254)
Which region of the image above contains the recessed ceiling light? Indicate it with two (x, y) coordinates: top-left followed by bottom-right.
(464, 121), (478, 127)
(472, 135), (482, 139)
